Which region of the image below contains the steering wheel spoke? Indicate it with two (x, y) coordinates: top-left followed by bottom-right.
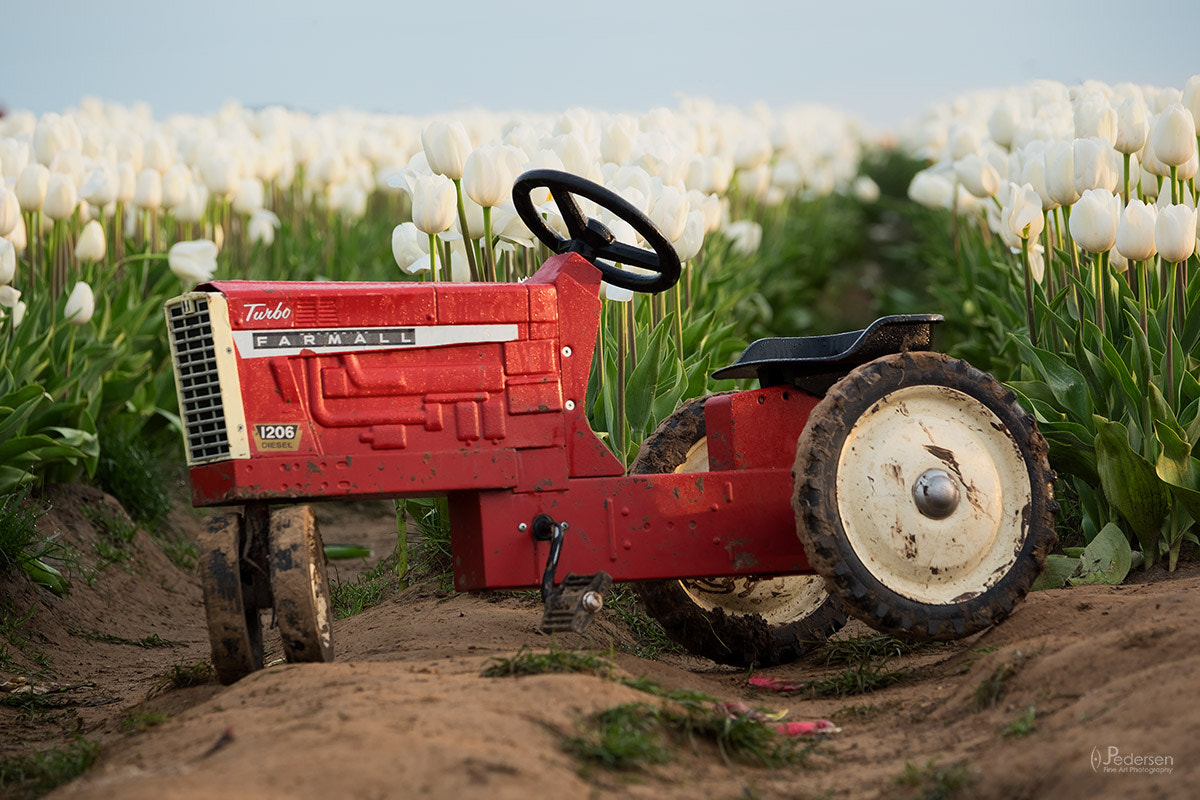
(513, 169), (681, 294)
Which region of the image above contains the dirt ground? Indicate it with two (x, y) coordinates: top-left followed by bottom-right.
(1, 485), (1197, 799)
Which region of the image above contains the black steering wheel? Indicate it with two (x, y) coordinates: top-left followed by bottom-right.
(511, 169), (681, 294)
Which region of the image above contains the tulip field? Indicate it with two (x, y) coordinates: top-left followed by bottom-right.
(0, 71), (1197, 796)
(0, 77), (1199, 593)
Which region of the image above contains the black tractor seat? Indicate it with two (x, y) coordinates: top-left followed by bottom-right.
(712, 314), (943, 393)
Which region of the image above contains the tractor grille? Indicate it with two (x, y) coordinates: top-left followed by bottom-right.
(166, 296), (231, 464)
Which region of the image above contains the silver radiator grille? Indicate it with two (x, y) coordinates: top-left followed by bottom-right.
(167, 296), (232, 464)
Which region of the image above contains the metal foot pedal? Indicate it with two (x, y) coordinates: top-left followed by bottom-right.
(540, 572), (613, 634)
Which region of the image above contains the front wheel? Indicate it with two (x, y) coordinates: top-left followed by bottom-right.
(793, 352), (1056, 640)
(631, 395), (847, 667)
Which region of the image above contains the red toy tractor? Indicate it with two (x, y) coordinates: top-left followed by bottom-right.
(166, 170), (1056, 684)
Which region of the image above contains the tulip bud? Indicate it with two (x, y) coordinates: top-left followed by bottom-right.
(202, 151), (239, 195)
(133, 168), (162, 210)
(144, 134), (172, 173)
(0, 139), (30, 182)
(1155, 204), (1198, 263)
(33, 113), (67, 166)
(1178, 151), (1199, 182)
(1115, 199), (1157, 262)
(63, 281), (95, 325)
(0, 189), (19, 237)
(11, 300), (25, 328)
(168, 240), (219, 284)
(1149, 104), (1198, 167)
(0, 239), (15, 284)
(16, 164), (49, 212)
(421, 121), (471, 181)
(80, 163), (117, 207)
(75, 219), (106, 263)
(955, 154), (1001, 198)
(1044, 141), (1080, 207)
(408, 173), (457, 235)
(43, 173), (78, 220)
(600, 117), (637, 165)
(1182, 75), (1200, 130)
(1069, 188), (1120, 253)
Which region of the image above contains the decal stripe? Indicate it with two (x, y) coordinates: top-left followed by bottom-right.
(231, 324), (520, 359)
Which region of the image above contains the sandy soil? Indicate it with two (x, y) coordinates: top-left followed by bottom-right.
(1, 486), (1197, 800)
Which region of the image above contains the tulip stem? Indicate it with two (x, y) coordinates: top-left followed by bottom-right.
(1136, 258), (1148, 334)
(1170, 166), (1178, 205)
(482, 206), (495, 282)
(672, 281), (684, 356)
(1122, 154), (1131, 207)
(1095, 250), (1107, 339)
(428, 233), (439, 282)
(1165, 258), (1178, 404)
(1061, 205), (1080, 316)
(452, 179), (479, 282)
(1021, 237), (1037, 347)
(616, 304), (627, 463)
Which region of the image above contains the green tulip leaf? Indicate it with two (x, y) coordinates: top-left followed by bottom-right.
(1010, 336), (1093, 422)
(1094, 416), (1170, 565)
(1153, 421), (1200, 525)
(1068, 522), (1132, 586)
(1032, 554), (1080, 591)
(624, 321), (667, 439)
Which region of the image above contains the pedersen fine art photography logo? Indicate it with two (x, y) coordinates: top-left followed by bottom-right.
(1091, 746), (1174, 775)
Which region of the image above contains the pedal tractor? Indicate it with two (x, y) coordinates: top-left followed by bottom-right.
(165, 170), (1056, 684)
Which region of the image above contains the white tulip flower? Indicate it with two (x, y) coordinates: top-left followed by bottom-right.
(1069, 189), (1120, 253)
(421, 121), (471, 181)
(248, 209), (279, 246)
(463, 145), (515, 209)
(115, 161), (136, 203)
(408, 173), (457, 235)
(853, 176), (881, 204)
(0, 189), (19, 237)
(80, 163), (118, 207)
(11, 301), (25, 328)
(63, 281), (95, 325)
(955, 154), (1000, 199)
(175, 184), (209, 224)
(4, 214), (26, 253)
(1044, 141), (1080, 207)
(1004, 182), (1045, 242)
(75, 220), (106, 263)
(232, 178), (265, 215)
(133, 168), (162, 210)
(673, 209), (706, 262)
(15, 163), (49, 212)
(1115, 200), (1157, 262)
(724, 219), (762, 257)
(1114, 97), (1149, 155)
(1074, 97), (1117, 146)
(649, 185), (689, 242)
(168, 240), (219, 284)
(43, 173), (78, 220)
(1155, 204), (1198, 263)
(391, 221), (431, 274)
(1149, 104), (1197, 167)
(0, 239), (15, 285)
(1073, 137), (1119, 194)
(908, 168), (954, 209)
(161, 164), (191, 209)
(0, 285), (20, 308)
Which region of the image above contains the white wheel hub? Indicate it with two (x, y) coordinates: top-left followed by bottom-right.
(675, 439), (830, 625)
(835, 384), (1031, 605)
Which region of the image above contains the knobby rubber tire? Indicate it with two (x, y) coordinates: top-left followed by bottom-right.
(631, 394), (847, 667)
(793, 351), (1057, 641)
(199, 514), (264, 685)
(270, 505), (335, 663)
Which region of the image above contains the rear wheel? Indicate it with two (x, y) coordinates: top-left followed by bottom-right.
(794, 352), (1056, 640)
(631, 395), (847, 667)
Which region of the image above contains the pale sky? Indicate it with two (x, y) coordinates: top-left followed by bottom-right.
(2, 0), (1197, 129)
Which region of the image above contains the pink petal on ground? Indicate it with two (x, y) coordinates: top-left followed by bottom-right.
(774, 720), (841, 736)
(746, 675), (808, 692)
